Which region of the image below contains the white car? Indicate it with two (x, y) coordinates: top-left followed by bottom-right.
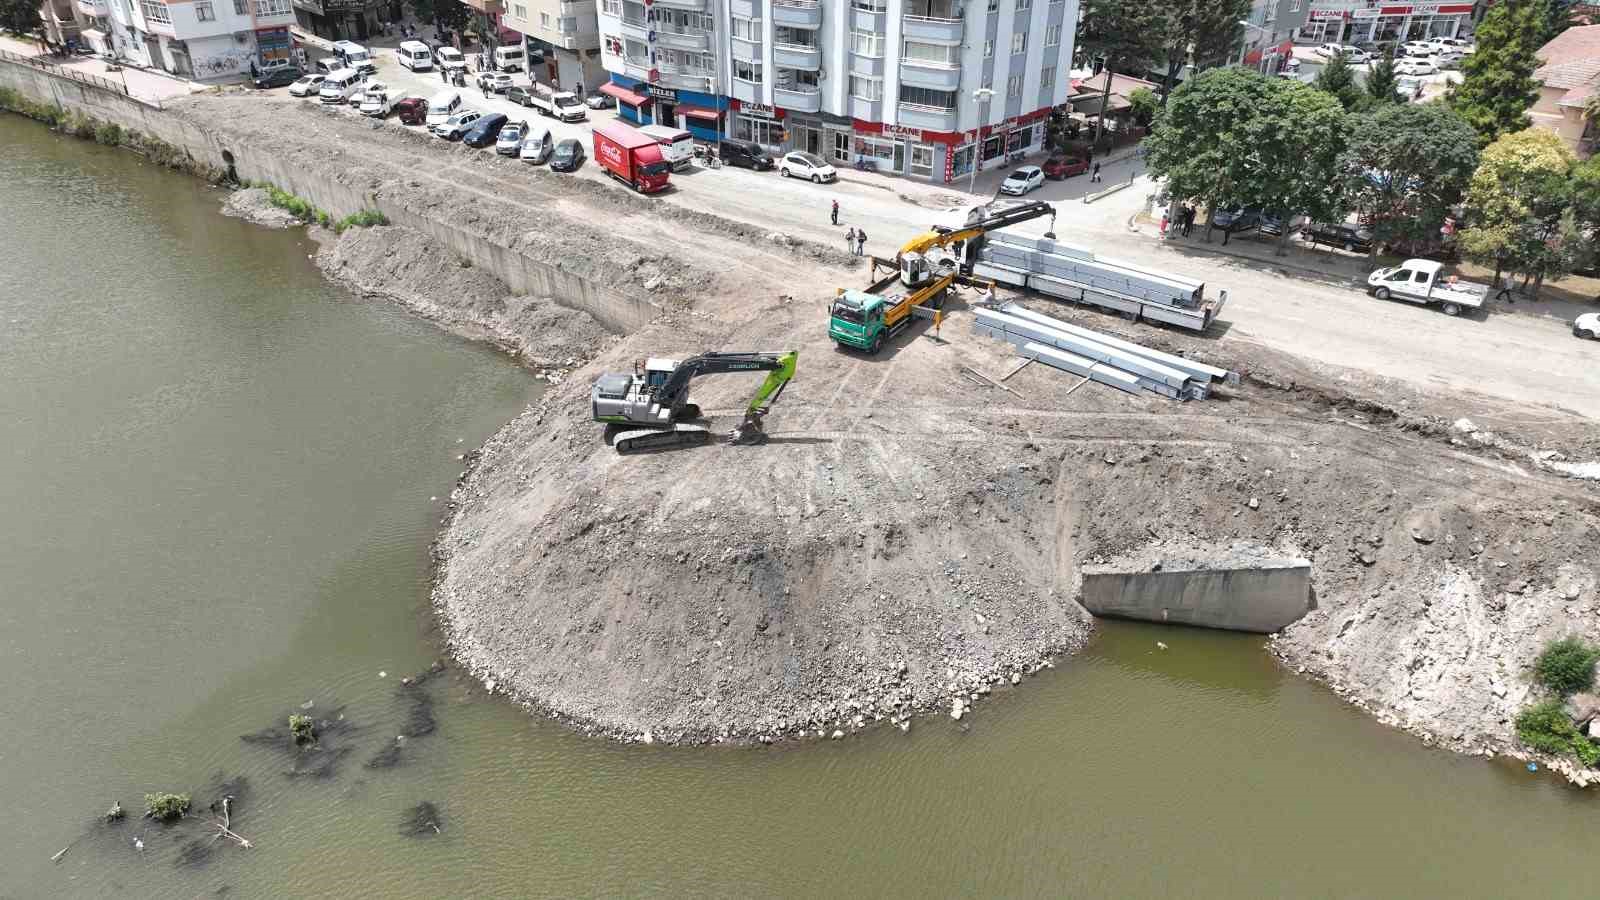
(999, 165), (1045, 196)
(476, 71), (514, 94)
(1395, 58), (1439, 76)
(287, 73), (325, 97)
(1315, 42), (1344, 58)
(1394, 75), (1425, 101)
(435, 47), (466, 72)
(779, 151), (838, 184)
(1340, 46), (1371, 64)
(431, 109), (482, 140)
(1400, 40), (1435, 57)
(1575, 312), (1600, 340)
(1429, 36), (1473, 53)
(495, 120), (528, 156)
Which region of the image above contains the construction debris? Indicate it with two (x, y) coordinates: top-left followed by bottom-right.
(972, 302), (1237, 401)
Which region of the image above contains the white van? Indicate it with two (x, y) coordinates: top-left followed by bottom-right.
(397, 40), (433, 71)
(493, 45), (526, 72)
(318, 68), (364, 104)
(332, 40), (376, 76)
(426, 90), (462, 127)
(638, 124), (695, 171)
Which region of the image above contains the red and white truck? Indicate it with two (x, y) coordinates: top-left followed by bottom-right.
(593, 122), (672, 194)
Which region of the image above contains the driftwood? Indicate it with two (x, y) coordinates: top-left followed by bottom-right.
(207, 797), (254, 850)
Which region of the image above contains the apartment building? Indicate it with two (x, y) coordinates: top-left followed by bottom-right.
(103, 0), (297, 79)
(502, 0), (607, 91)
(1239, 0), (1308, 73)
(39, 0), (87, 47)
(1298, 0), (1475, 46)
(593, 0), (1081, 183)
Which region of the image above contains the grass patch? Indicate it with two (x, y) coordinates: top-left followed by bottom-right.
(334, 209), (388, 233)
(1516, 700), (1600, 766)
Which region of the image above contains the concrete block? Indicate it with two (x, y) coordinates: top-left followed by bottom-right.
(1079, 559), (1312, 633)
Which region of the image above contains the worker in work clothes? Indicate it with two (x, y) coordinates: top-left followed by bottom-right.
(831, 199), (839, 225)
(856, 228), (867, 257)
(845, 227), (858, 255)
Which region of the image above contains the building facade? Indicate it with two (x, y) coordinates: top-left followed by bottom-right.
(1298, 1), (1476, 46)
(592, 0), (1081, 182)
(102, 0), (297, 79)
(1240, 0), (1308, 73)
(292, 0), (385, 42)
(501, 0), (607, 91)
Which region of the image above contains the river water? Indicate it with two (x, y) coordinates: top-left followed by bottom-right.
(2, 117), (1594, 899)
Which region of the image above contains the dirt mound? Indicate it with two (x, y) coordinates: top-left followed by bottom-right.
(315, 224), (614, 371)
(220, 187), (301, 229)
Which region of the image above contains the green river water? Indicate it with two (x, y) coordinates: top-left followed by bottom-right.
(1, 118), (1594, 899)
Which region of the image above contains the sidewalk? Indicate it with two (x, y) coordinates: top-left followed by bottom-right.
(0, 33), (202, 105)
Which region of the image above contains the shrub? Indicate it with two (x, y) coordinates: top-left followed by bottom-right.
(93, 122), (123, 146)
(1534, 636), (1600, 695)
(334, 209), (388, 233)
(144, 793), (191, 822)
(1516, 700), (1600, 766)
(289, 714), (316, 745)
(315, 209), (331, 228)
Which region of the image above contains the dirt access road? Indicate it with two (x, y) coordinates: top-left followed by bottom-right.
(275, 49), (1599, 420)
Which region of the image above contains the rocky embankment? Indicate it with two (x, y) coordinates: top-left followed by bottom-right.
(220, 187), (301, 229)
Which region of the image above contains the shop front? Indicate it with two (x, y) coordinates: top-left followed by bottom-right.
(1300, 2), (1475, 46)
(255, 26), (293, 68)
(729, 100), (785, 152)
(604, 76), (728, 140)
(947, 107), (1052, 183)
(852, 121), (958, 181)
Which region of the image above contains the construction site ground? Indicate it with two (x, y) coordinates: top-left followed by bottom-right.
(187, 89), (1600, 762)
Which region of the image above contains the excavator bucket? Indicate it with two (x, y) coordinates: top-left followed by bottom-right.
(728, 409), (770, 446)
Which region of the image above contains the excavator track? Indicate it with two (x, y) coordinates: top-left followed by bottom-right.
(611, 424), (711, 453)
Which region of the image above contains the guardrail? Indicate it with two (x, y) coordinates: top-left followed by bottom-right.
(0, 46), (134, 98)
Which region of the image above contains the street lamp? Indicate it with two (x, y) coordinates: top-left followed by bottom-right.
(969, 87), (994, 196)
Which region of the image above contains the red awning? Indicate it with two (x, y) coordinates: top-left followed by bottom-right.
(599, 82), (649, 106)
(678, 105), (721, 122)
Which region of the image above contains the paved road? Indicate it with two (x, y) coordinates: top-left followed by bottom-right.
(282, 48), (1598, 420)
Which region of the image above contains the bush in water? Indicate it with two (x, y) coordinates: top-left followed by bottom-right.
(144, 792), (191, 822)
(1515, 700), (1600, 767)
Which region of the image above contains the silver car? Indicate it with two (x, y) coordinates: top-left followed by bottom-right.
(496, 120), (528, 156)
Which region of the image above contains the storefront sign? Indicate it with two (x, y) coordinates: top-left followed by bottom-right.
(883, 125), (923, 141)
(645, 84), (676, 101)
(741, 103), (776, 119)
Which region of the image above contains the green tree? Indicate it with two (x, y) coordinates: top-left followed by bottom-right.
(1459, 128), (1582, 295)
(1340, 103), (1480, 257)
(1149, 0), (1252, 102)
(1313, 52), (1367, 111)
(1535, 636), (1600, 695)
(0, 0), (41, 37)
(1448, 0), (1548, 146)
(1364, 52), (1402, 107)
(1146, 67), (1350, 250)
(1127, 87), (1159, 128)
(1077, 0), (1165, 146)
(1542, 0), (1575, 44)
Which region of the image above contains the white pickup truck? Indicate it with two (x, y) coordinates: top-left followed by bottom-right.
(527, 83), (588, 123)
(1367, 259), (1487, 317)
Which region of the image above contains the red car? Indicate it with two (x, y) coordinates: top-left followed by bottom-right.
(1042, 156), (1089, 179)
(394, 97), (428, 126)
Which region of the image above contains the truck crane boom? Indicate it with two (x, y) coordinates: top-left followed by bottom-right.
(591, 350), (798, 453)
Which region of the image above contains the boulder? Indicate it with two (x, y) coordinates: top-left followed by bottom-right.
(1407, 508), (1442, 544)
(1565, 692), (1600, 729)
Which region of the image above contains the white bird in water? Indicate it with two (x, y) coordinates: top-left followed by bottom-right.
(133, 836), (144, 852)
(1156, 641), (1169, 651)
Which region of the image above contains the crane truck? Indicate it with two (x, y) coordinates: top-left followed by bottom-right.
(590, 351), (799, 453)
(828, 200), (1057, 354)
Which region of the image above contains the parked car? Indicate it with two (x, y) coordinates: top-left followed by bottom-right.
(358, 89), (394, 117)
(394, 96), (429, 126)
(287, 73), (325, 97)
(318, 69), (365, 104)
(1340, 46), (1372, 64)
(550, 137), (586, 172)
(779, 151), (837, 183)
(431, 109), (483, 140)
(435, 46), (466, 73)
(1367, 259), (1487, 316)
(519, 126), (554, 164)
(1429, 36), (1473, 54)
(1211, 207), (1262, 233)
(462, 113), (508, 148)
(1303, 221), (1375, 253)
(476, 71), (514, 94)
(999, 165), (1045, 196)
(585, 92), (616, 110)
(1394, 57), (1439, 76)
(314, 57), (341, 75)
(1574, 312), (1600, 340)
(1399, 40), (1435, 57)
(1395, 75), (1426, 101)
(594, 121), (671, 192)
(1258, 212), (1289, 237)
(425, 90), (462, 127)
(1434, 49), (1466, 69)
(496, 119), (529, 156)
(1314, 42), (1344, 58)
(505, 85), (532, 107)
(252, 66), (302, 89)
(719, 140), (774, 170)
(1042, 155), (1089, 179)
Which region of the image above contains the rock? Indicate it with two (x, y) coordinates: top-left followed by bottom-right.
(1491, 681), (1507, 699)
(1590, 719), (1600, 741)
(1451, 417), (1477, 433)
(1506, 580), (1527, 595)
(1010, 672), (1021, 685)
(1247, 497), (1260, 510)
(484, 678), (497, 693)
(1565, 693), (1600, 728)
(641, 731), (654, 745)
(830, 729), (844, 740)
(1407, 508), (1442, 544)
(950, 699), (965, 720)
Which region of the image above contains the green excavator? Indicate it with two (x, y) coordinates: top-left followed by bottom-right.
(590, 350), (799, 453)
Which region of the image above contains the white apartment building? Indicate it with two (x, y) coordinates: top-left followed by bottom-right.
(593, 0), (1080, 183)
(1239, 0), (1308, 74)
(502, 0), (607, 91)
(103, 0), (297, 80)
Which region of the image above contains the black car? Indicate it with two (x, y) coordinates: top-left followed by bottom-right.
(550, 138), (585, 172)
(505, 85), (532, 107)
(719, 140), (774, 171)
(462, 113), (509, 148)
(1303, 222), (1375, 253)
(252, 66), (303, 89)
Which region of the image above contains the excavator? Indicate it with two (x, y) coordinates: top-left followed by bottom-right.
(828, 200), (1057, 354)
(590, 350), (799, 453)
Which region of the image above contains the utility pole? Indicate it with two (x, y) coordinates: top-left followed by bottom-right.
(969, 87), (993, 196)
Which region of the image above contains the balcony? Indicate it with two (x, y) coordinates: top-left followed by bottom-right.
(620, 59), (653, 80)
(558, 0), (587, 12)
(656, 67), (714, 90)
(848, 52), (883, 76)
(849, 96), (882, 120)
(653, 0), (706, 10)
(901, 14), (962, 43)
(656, 25), (710, 52)
(774, 84), (821, 112)
(730, 79), (763, 103)
(773, 42), (821, 70)
(897, 101), (957, 131)
(76, 0), (109, 16)
(730, 0), (760, 17)
(618, 16), (649, 40)
(731, 36), (761, 60)
(771, 0), (822, 29)
(853, 8), (885, 30)
(898, 58), (960, 91)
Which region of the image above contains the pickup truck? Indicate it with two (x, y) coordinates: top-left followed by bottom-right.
(525, 83), (588, 122)
(1366, 259), (1487, 317)
(358, 89), (393, 118)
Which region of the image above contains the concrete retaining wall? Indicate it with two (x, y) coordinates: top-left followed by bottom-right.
(0, 56), (658, 334)
(1080, 561), (1312, 633)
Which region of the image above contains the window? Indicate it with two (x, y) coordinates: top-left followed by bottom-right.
(1040, 67), (1054, 88)
(255, 0), (289, 13)
(540, 12), (550, 28)
(850, 74), (881, 100)
(852, 28), (883, 57)
(902, 39), (959, 67)
(983, 39), (992, 58)
(734, 59), (762, 82)
(1006, 74), (1022, 96)
(987, 0), (997, 10)
(601, 0), (620, 15)
(900, 85), (955, 108)
(233, 0), (245, 13)
(1015, 0), (1029, 9)
(139, 0), (170, 24)
(833, 130), (851, 162)
(732, 17), (760, 40)
(194, 1), (213, 20)
(910, 143), (934, 178)
(513, 3), (526, 18)
(777, 67), (819, 88)
(1010, 32), (1025, 54)
(852, 0), (887, 10)
(735, 115), (782, 145)
(1045, 24), (1059, 47)
(775, 26), (818, 49)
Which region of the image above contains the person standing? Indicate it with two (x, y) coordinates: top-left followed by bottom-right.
(845, 227), (858, 255)
(857, 228), (868, 257)
(1181, 204), (1195, 237)
(1495, 271), (1516, 304)
(831, 199), (839, 226)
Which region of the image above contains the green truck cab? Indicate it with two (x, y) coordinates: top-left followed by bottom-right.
(828, 289), (889, 353)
